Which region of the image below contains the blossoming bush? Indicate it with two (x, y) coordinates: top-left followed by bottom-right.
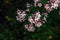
(16, 0), (60, 40)
(0, 0), (60, 40)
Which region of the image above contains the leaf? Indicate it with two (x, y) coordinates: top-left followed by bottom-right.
(40, 0), (48, 4)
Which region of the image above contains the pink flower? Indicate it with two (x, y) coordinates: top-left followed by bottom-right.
(28, 25), (35, 32)
(25, 24), (35, 32)
(51, 3), (58, 9)
(34, 0), (40, 7)
(35, 11), (40, 15)
(45, 4), (53, 12)
(54, 0), (59, 4)
(17, 9), (21, 15)
(16, 9), (26, 22)
(22, 11), (26, 14)
(35, 11), (41, 19)
(35, 16), (39, 21)
(35, 21), (42, 27)
(28, 16), (35, 23)
(37, 3), (42, 7)
(48, 8), (53, 12)
(45, 4), (50, 10)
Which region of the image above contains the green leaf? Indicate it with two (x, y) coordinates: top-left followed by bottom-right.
(40, 0), (48, 4)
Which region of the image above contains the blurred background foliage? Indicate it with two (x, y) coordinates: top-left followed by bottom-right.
(0, 0), (60, 40)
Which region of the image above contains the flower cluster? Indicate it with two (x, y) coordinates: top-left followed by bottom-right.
(16, 9), (27, 22)
(24, 11), (48, 32)
(16, 0), (59, 32)
(45, 0), (60, 12)
(28, 11), (42, 27)
(16, 9), (47, 32)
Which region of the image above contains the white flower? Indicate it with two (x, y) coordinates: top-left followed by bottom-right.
(28, 16), (35, 23)
(47, 7), (53, 13)
(55, 0), (59, 4)
(21, 13), (26, 18)
(51, 3), (58, 9)
(35, 16), (39, 21)
(16, 9), (26, 22)
(35, 11), (40, 15)
(45, 4), (50, 10)
(35, 11), (41, 19)
(44, 4), (53, 12)
(34, 0), (40, 7)
(37, 3), (42, 7)
(28, 26), (35, 32)
(53, 3), (58, 9)
(35, 21), (42, 27)
(25, 24), (35, 32)
(17, 9), (21, 15)
(22, 11), (26, 14)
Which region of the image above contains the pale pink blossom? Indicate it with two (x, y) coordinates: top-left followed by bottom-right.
(51, 3), (58, 9)
(44, 3), (58, 12)
(27, 27), (35, 32)
(17, 9), (21, 15)
(28, 16), (35, 23)
(28, 11), (41, 24)
(45, 4), (50, 10)
(44, 4), (52, 12)
(22, 11), (26, 14)
(35, 11), (40, 15)
(53, 3), (58, 9)
(35, 11), (41, 19)
(54, 0), (59, 4)
(47, 8), (53, 13)
(37, 3), (42, 7)
(35, 21), (42, 27)
(25, 24), (35, 32)
(34, 0), (40, 7)
(35, 16), (39, 21)
(16, 9), (26, 22)
(21, 13), (26, 18)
